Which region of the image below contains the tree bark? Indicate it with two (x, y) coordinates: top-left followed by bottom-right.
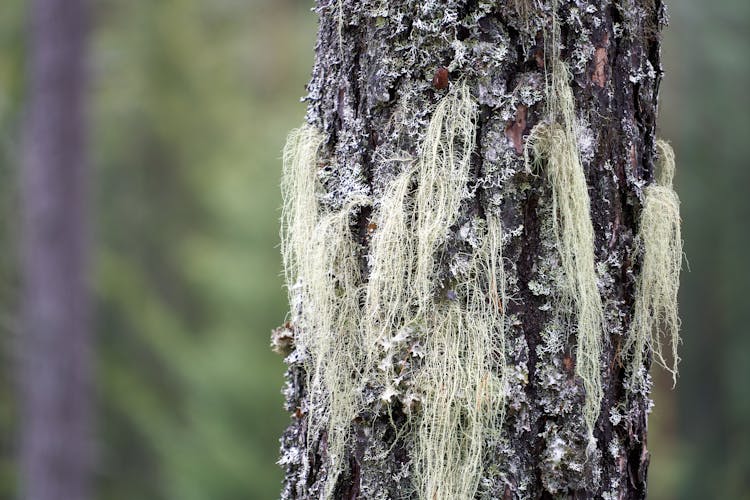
(20, 0), (92, 499)
(279, 1), (664, 498)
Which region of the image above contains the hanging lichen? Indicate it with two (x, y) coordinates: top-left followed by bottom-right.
(280, 124), (326, 307)
(625, 139), (682, 390)
(412, 83), (477, 313)
(281, 85), (509, 499)
(364, 166), (415, 383)
(527, 60), (605, 450)
(304, 197), (370, 499)
(413, 215), (507, 500)
(280, 124), (371, 497)
(363, 85), (507, 499)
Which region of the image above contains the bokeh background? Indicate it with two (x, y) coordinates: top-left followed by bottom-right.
(0, 1), (747, 499)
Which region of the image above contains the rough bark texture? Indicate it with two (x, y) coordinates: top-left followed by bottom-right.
(279, 1), (664, 498)
(20, 0), (92, 499)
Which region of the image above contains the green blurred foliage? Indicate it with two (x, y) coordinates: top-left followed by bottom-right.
(649, 1), (750, 498)
(2, 0), (316, 498)
(0, 0), (747, 499)
(89, 1), (316, 498)
(0, 0), (24, 497)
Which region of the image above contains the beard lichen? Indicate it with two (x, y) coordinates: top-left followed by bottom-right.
(281, 85), (509, 499)
(281, 124), (326, 304)
(625, 139), (682, 391)
(365, 85), (507, 499)
(413, 214), (507, 500)
(304, 197), (371, 500)
(281, 125), (371, 496)
(364, 166), (416, 380)
(409, 84), (507, 500)
(527, 61), (605, 450)
(413, 83), (477, 313)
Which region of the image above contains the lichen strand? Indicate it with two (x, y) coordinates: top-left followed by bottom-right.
(279, 1), (665, 498)
(361, 86), (507, 499)
(412, 83), (477, 313)
(306, 198), (373, 499)
(413, 215), (507, 500)
(281, 124), (374, 497)
(280, 124), (326, 306)
(625, 140), (682, 391)
(363, 166), (415, 382)
(528, 61), (606, 451)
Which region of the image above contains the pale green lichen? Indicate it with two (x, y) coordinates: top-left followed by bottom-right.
(281, 124), (371, 497)
(364, 85), (508, 499)
(413, 83), (477, 313)
(364, 166), (415, 383)
(527, 61), (605, 450)
(306, 198), (371, 499)
(413, 215), (507, 500)
(625, 140), (682, 390)
(283, 86), (510, 499)
(280, 125), (326, 306)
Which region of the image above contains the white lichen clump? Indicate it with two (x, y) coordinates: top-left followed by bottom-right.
(625, 140), (682, 390)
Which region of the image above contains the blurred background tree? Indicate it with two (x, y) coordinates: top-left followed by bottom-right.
(0, 0), (747, 499)
(20, 1), (92, 499)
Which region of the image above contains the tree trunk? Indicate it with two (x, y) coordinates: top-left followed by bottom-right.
(20, 0), (91, 499)
(278, 1), (664, 498)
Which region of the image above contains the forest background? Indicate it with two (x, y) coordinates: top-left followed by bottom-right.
(0, 0), (748, 499)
